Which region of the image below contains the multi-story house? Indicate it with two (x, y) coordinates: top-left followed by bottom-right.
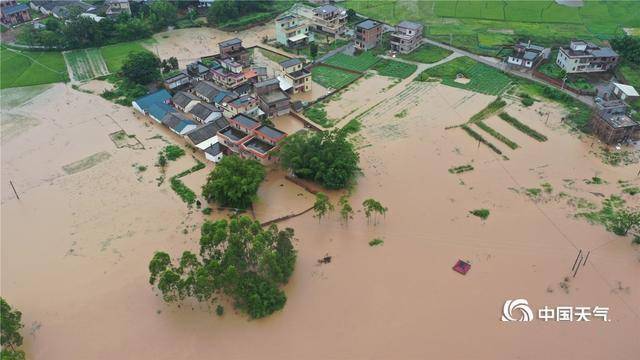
(311, 4), (347, 36)
(506, 41), (550, 69)
(275, 13), (313, 48)
(218, 38), (250, 67)
(211, 58), (248, 89)
(590, 99), (639, 144)
(254, 78), (290, 117)
(354, 19), (383, 51)
(279, 58), (311, 94)
(390, 21), (423, 54)
(1, 0), (30, 25)
(556, 41), (619, 74)
(105, 0), (130, 16)
(220, 95), (259, 118)
(217, 114), (288, 165)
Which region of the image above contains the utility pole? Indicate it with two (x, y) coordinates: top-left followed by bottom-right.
(9, 180), (19, 200)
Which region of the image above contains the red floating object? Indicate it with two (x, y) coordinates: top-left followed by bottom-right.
(453, 260), (471, 275)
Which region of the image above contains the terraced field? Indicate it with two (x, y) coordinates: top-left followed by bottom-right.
(63, 48), (110, 82)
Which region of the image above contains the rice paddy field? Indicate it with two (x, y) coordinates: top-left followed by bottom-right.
(0, 45), (68, 89)
(63, 48), (110, 82)
(311, 65), (361, 89)
(416, 56), (511, 96)
(372, 59), (417, 79)
(344, 0), (640, 55)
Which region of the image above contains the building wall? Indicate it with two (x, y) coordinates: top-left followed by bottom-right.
(194, 136), (219, 150)
(355, 26), (383, 50)
(205, 151), (223, 163)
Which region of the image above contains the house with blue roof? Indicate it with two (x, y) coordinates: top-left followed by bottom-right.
(1, 1), (31, 25)
(161, 113), (198, 135)
(132, 89), (175, 123)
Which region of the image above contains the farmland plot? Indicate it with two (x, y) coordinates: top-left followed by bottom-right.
(63, 48), (110, 82)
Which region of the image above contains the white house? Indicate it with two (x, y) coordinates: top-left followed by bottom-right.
(204, 143), (225, 163)
(184, 117), (230, 150)
(612, 83), (639, 102)
(506, 41), (549, 69)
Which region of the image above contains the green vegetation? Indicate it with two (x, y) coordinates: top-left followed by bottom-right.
(369, 238), (384, 247)
(202, 207), (213, 215)
(121, 51), (161, 85)
(526, 188), (542, 197)
(521, 97), (534, 107)
(303, 102), (332, 128)
(622, 187), (640, 196)
(311, 65), (361, 89)
(0, 45), (68, 89)
(341, 118), (362, 134)
(100, 41), (150, 72)
(63, 48), (110, 81)
(362, 198), (388, 225)
(416, 57), (510, 95)
(148, 216), (297, 319)
(324, 52), (380, 72)
(339, 195), (354, 225)
(216, 305), (224, 317)
(206, 0), (294, 30)
(202, 156), (266, 209)
(476, 121), (518, 150)
(255, 48), (289, 64)
(400, 44), (452, 64)
(279, 130), (360, 190)
(163, 145), (186, 161)
(312, 192), (334, 222)
(541, 182), (553, 194)
(469, 98), (507, 123)
(448, 164), (474, 174)
(395, 109), (408, 118)
(578, 196), (640, 236)
(460, 125), (502, 155)
(344, 1), (640, 56)
(585, 176), (604, 185)
(470, 208), (490, 220)
(372, 59), (417, 79)
(1, 297), (25, 360)
(170, 177), (196, 205)
(100, 75), (147, 106)
(498, 112), (548, 141)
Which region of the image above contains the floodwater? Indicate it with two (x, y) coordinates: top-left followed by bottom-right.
(1, 75), (639, 359)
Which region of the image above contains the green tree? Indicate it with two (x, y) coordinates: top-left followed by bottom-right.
(362, 198), (388, 225)
(609, 209), (640, 236)
(313, 192), (334, 222)
(339, 195), (354, 226)
(611, 35), (640, 65)
(148, 216), (297, 319)
(202, 156), (266, 209)
(346, 9), (357, 21)
(121, 51), (161, 84)
(149, 0), (178, 30)
(309, 42), (319, 59)
(279, 130), (360, 189)
(0, 298), (24, 358)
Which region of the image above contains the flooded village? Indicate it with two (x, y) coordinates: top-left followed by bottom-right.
(1, 1), (639, 359)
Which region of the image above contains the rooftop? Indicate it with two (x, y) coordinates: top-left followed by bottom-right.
(3, 3), (29, 15)
(613, 83), (639, 97)
(172, 91), (199, 108)
(219, 126), (249, 142)
(288, 69), (311, 79)
(397, 21), (422, 30)
(219, 38), (242, 47)
(255, 78), (280, 89)
(256, 125), (286, 140)
(242, 137), (275, 155)
(161, 113), (197, 132)
(356, 19), (380, 30)
(600, 113), (638, 129)
(186, 120), (229, 144)
(280, 58), (303, 69)
(204, 142), (225, 157)
(133, 89), (173, 119)
(231, 113), (260, 129)
(229, 95), (255, 108)
(260, 90), (289, 104)
(189, 102), (220, 120)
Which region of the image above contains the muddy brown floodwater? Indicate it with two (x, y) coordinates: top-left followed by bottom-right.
(1, 69), (639, 358)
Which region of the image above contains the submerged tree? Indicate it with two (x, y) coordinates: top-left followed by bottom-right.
(1, 298), (25, 360)
(121, 51), (161, 85)
(149, 216), (297, 319)
(313, 192), (334, 222)
(362, 198), (388, 225)
(339, 195), (354, 226)
(202, 156), (266, 209)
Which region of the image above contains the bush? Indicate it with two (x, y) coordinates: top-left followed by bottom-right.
(164, 145), (185, 161)
(521, 97), (534, 107)
(170, 177), (196, 205)
(202, 156), (266, 209)
(216, 305), (224, 316)
(202, 207), (212, 215)
(368, 238), (384, 246)
(470, 209), (490, 220)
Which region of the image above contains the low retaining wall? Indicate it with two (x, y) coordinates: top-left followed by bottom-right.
(260, 206), (313, 227)
(289, 111), (322, 132)
(532, 63), (596, 97)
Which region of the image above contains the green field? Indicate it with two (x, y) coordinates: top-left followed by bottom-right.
(399, 44), (452, 64)
(344, 0), (640, 56)
(100, 41), (150, 73)
(0, 45), (68, 89)
(416, 56), (511, 96)
(323, 52), (381, 72)
(311, 65), (361, 89)
(372, 59), (417, 79)
(64, 48), (110, 82)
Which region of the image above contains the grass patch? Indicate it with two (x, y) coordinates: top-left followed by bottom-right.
(100, 41), (150, 73)
(323, 52), (380, 72)
(469, 98), (507, 123)
(255, 48), (289, 64)
(460, 125), (502, 155)
(526, 188), (542, 197)
(170, 177), (196, 205)
(64, 48), (110, 81)
(202, 207), (213, 215)
(311, 65), (360, 89)
(100, 75), (147, 106)
(400, 44), (452, 63)
(476, 120), (518, 149)
(622, 187), (640, 196)
(0, 45), (68, 89)
(394, 109), (408, 118)
(304, 102), (332, 128)
(577, 195), (639, 236)
(498, 112), (548, 141)
(416, 57), (511, 95)
(372, 59), (417, 79)
(585, 176), (604, 185)
(541, 182), (553, 194)
(470, 209), (490, 220)
(341, 118), (362, 134)
(368, 238), (384, 247)
(448, 164), (474, 174)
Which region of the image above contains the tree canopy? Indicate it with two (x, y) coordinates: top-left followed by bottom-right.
(121, 51), (161, 84)
(202, 156), (266, 209)
(611, 35), (640, 65)
(279, 130), (360, 189)
(1, 298), (25, 360)
(148, 216), (297, 319)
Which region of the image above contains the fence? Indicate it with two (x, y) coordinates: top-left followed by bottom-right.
(532, 61), (596, 97)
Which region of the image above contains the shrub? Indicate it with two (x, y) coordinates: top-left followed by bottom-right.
(521, 97), (534, 107)
(470, 209), (490, 220)
(164, 145), (185, 161)
(216, 305), (224, 316)
(202, 207), (212, 215)
(202, 156), (266, 209)
(369, 238), (384, 246)
(498, 112), (548, 141)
